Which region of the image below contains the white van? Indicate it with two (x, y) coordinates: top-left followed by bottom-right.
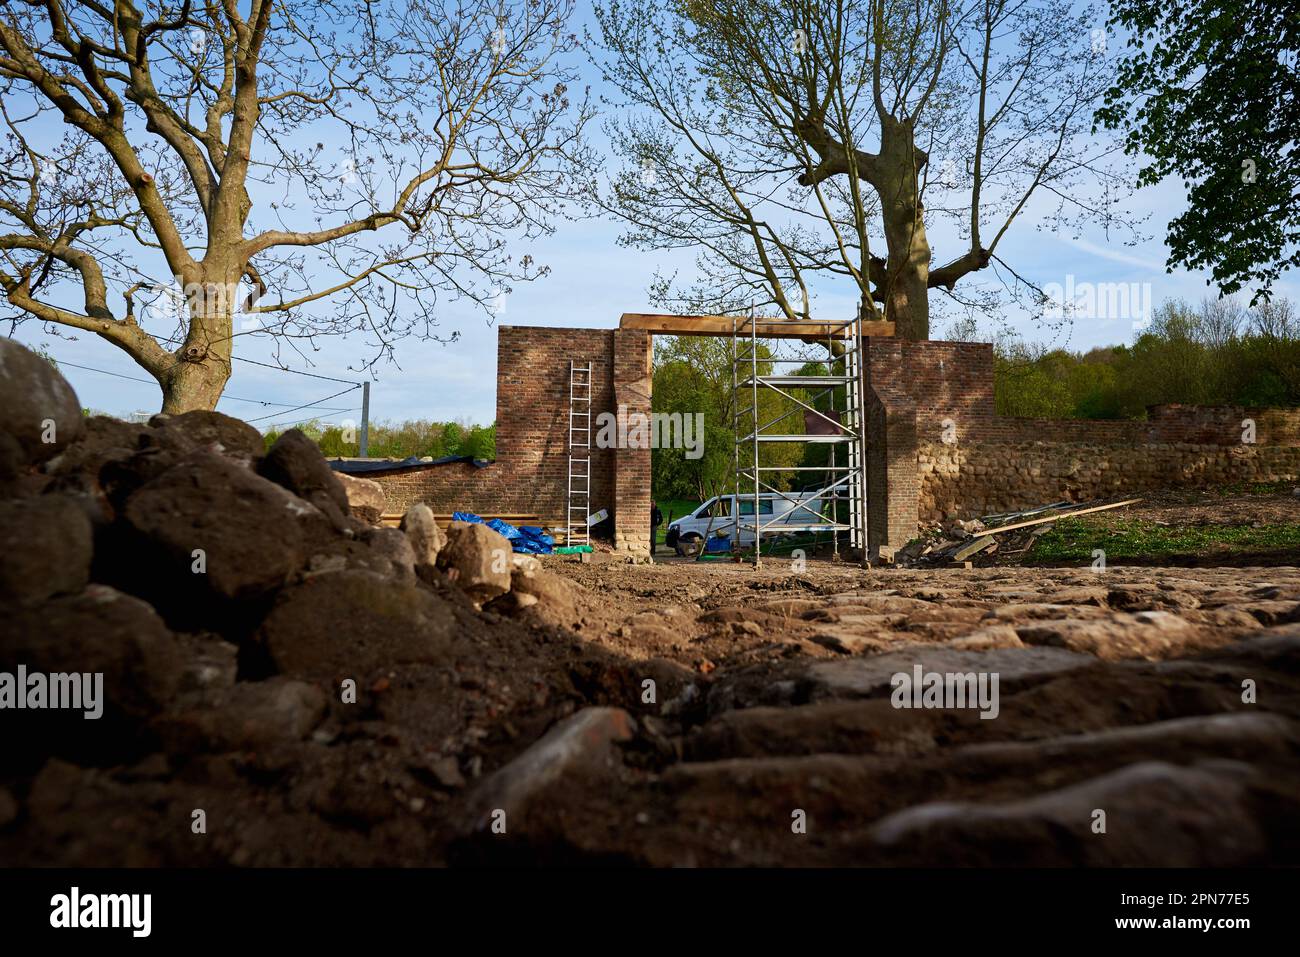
(665, 492), (832, 555)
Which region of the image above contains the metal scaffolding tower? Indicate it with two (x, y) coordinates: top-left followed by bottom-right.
(732, 310), (867, 567)
(566, 359), (593, 547)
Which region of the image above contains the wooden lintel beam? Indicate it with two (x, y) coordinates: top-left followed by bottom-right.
(619, 312), (895, 339)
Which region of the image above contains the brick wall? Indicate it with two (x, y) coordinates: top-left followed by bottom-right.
(362, 460), (506, 515)
(359, 325), (653, 557)
(612, 328), (653, 555)
(864, 338), (997, 445)
(493, 326), (621, 525)
(982, 418), (1147, 444)
(864, 338), (916, 552)
(984, 406), (1300, 446)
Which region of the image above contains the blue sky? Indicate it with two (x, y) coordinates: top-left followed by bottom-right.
(11, 3), (1298, 428)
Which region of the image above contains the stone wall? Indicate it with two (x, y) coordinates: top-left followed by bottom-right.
(919, 441), (1300, 522)
(864, 339), (1300, 533)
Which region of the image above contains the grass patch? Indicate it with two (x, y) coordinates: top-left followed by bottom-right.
(1031, 517), (1300, 562)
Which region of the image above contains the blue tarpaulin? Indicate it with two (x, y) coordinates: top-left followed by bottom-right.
(450, 511), (554, 554)
(330, 455), (492, 475)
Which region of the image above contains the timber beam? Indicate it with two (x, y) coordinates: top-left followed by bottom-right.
(619, 312), (895, 339)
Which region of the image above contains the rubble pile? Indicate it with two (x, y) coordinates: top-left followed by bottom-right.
(0, 340), (653, 865)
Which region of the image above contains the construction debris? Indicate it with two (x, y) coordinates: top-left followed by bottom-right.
(951, 535), (997, 562)
(336, 472), (387, 523)
(900, 498), (1143, 567)
(399, 503), (447, 575)
(438, 522), (515, 603)
(980, 498), (1143, 535)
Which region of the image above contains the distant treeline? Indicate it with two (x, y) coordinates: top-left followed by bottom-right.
(983, 298), (1300, 419)
(264, 418), (496, 460)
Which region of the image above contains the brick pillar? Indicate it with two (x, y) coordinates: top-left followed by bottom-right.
(864, 337), (920, 555)
(612, 329), (652, 559)
(867, 393), (918, 554)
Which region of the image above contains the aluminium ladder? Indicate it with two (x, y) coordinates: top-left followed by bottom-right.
(566, 359), (593, 547)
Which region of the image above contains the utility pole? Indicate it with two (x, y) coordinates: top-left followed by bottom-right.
(359, 381), (370, 458)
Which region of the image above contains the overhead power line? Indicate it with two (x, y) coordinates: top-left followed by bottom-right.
(54, 359), (158, 387)
(47, 346), (373, 453)
(52, 359), (354, 413)
(244, 385), (361, 424)
(230, 353), (362, 385)
(260, 406), (364, 432)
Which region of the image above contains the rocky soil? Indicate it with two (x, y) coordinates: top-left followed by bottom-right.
(2, 338), (1298, 866)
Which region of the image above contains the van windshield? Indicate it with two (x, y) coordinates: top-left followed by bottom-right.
(696, 498), (731, 519)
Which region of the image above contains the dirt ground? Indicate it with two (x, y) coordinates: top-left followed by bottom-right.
(487, 557), (1300, 865)
(12, 550), (1300, 867)
(2, 343), (1297, 867)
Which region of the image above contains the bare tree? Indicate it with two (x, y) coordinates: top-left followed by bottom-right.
(1, 0), (591, 412)
(592, 0), (1136, 339)
(1195, 296), (1245, 350)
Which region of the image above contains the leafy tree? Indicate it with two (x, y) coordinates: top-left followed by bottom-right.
(992, 297), (1300, 417)
(462, 423), (497, 461)
(1097, 0), (1300, 300)
(265, 416), (496, 458)
(651, 334), (804, 501)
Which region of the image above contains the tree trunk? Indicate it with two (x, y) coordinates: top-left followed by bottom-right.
(159, 357), (231, 413)
(877, 117), (931, 341)
(156, 272), (235, 413)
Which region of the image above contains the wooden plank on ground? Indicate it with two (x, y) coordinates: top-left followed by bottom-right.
(379, 513), (541, 529)
(983, 498), (1142, 535)
(951, 535), (997, 561)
